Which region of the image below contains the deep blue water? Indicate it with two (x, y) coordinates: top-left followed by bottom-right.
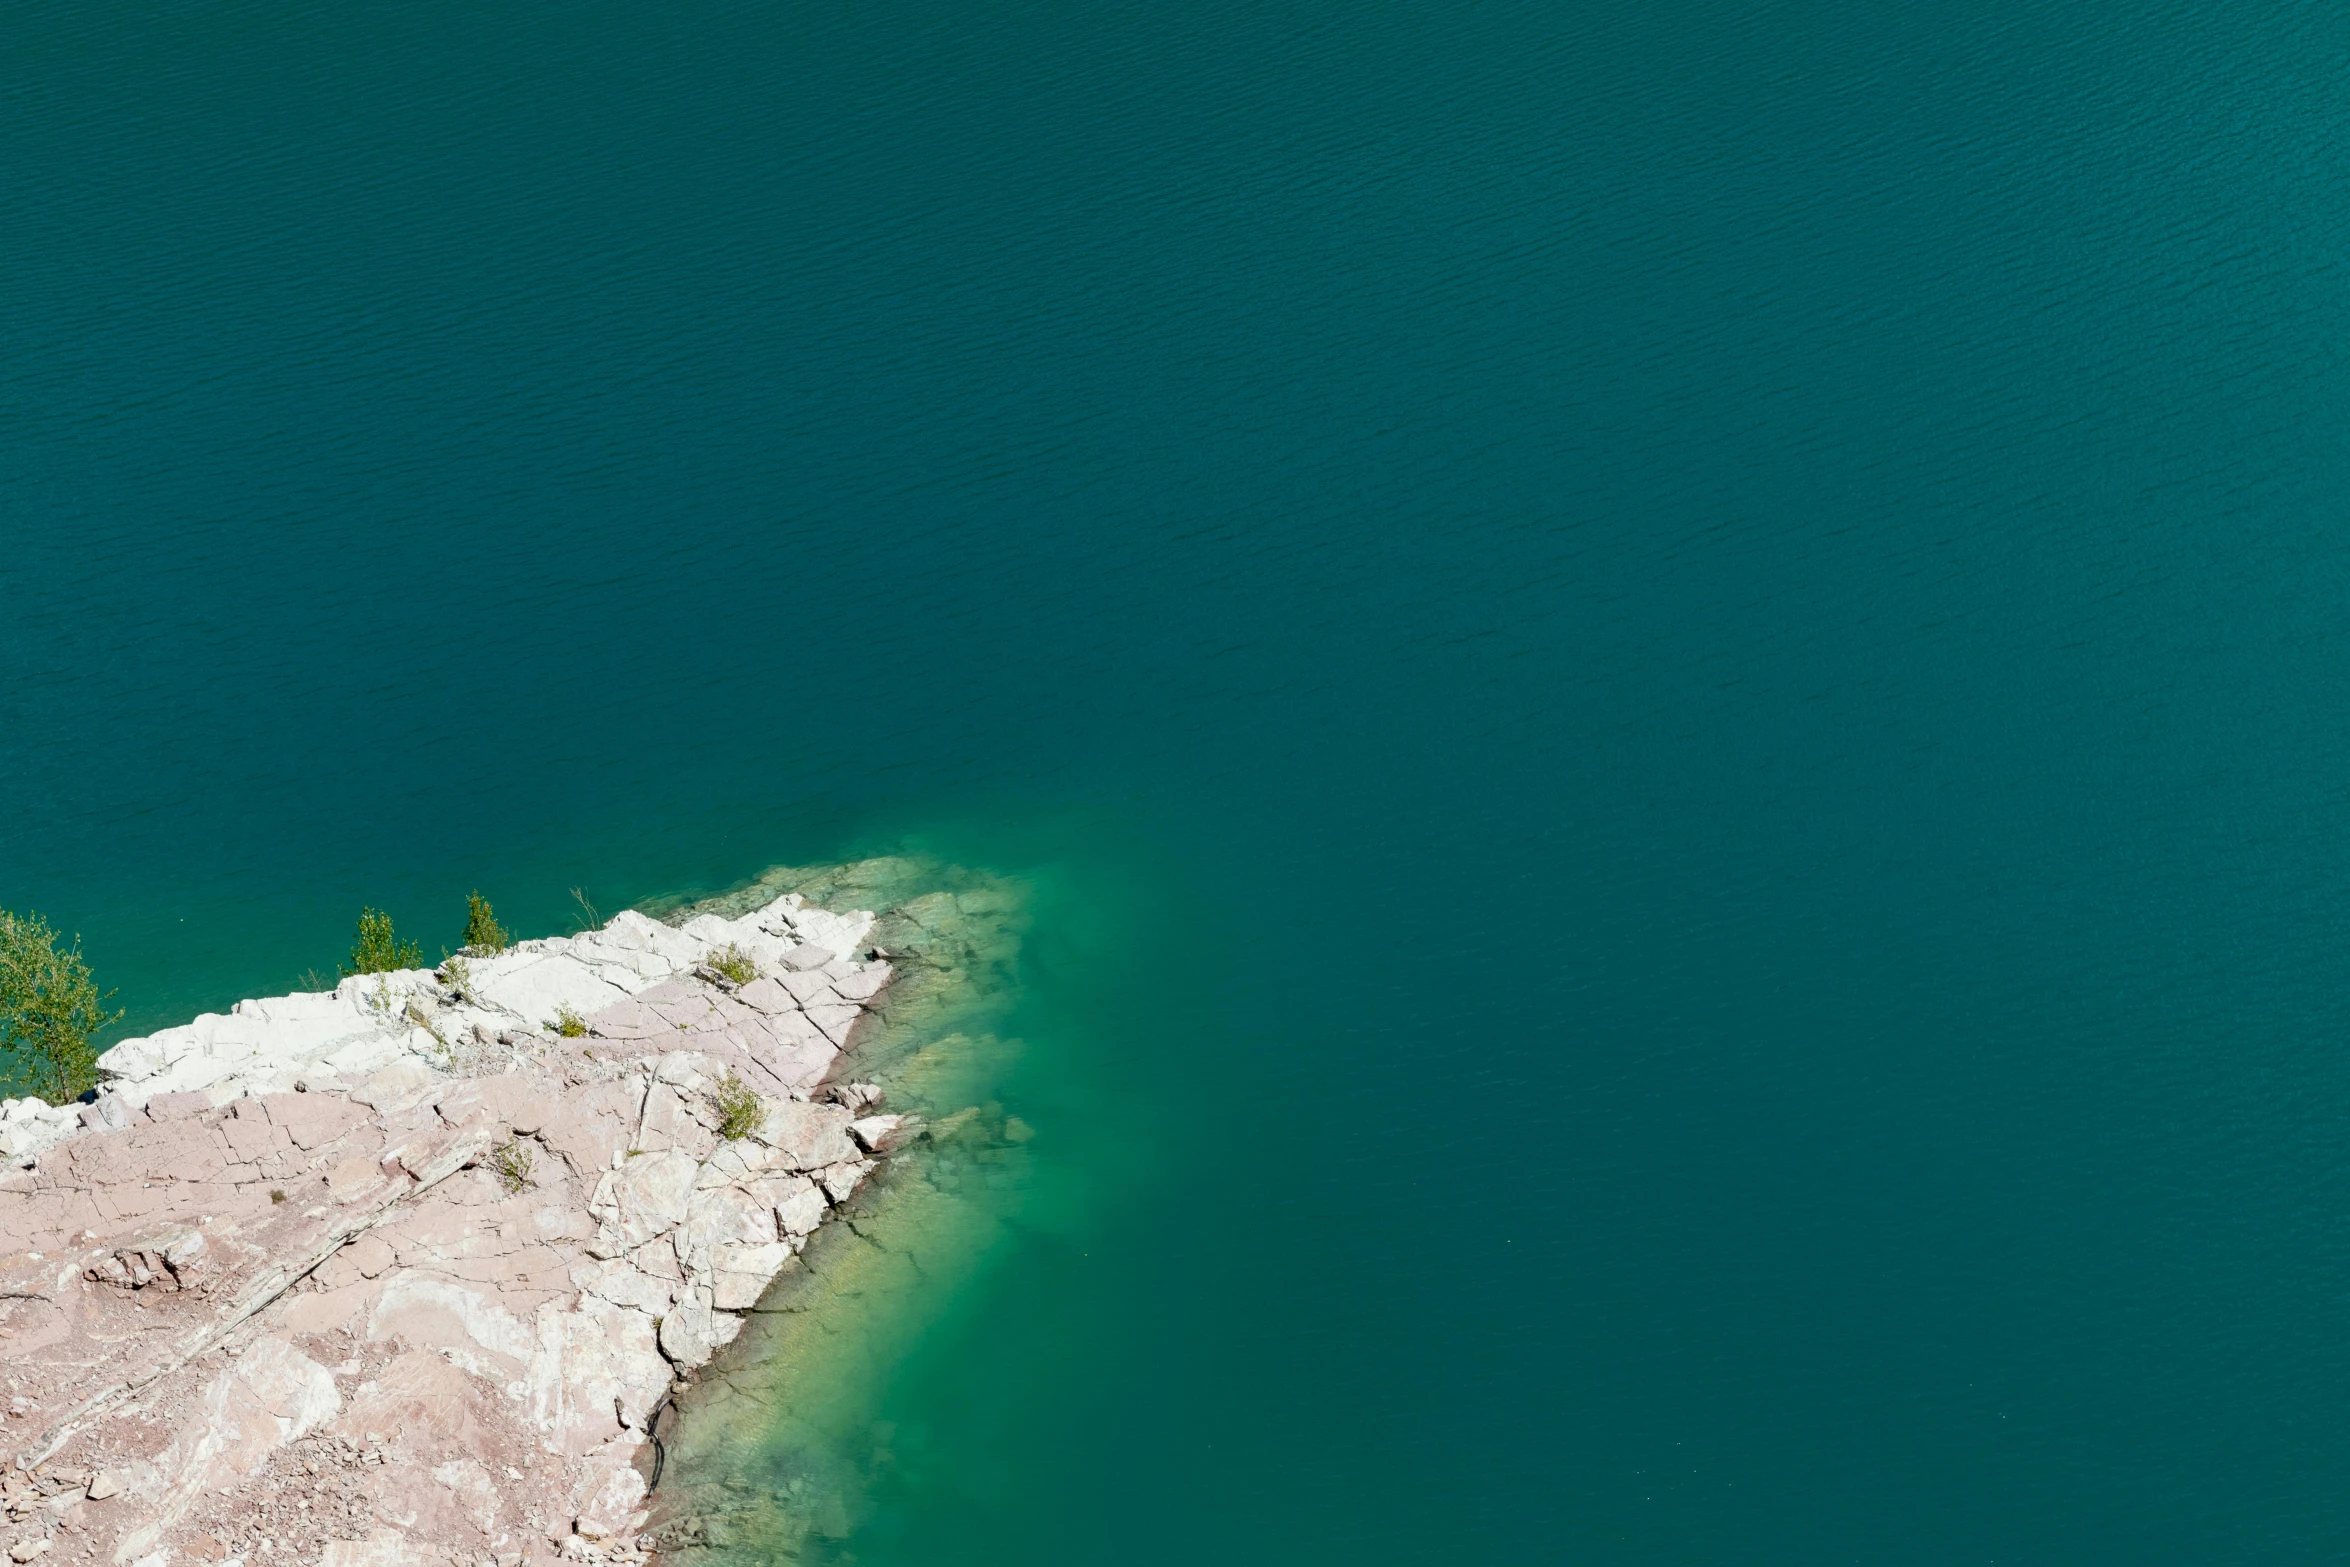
(11, 0), (2350, 1559)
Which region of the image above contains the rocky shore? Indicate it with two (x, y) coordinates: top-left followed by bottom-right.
(0, 889), (919, 1567)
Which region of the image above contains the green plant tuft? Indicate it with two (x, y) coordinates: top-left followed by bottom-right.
(340, 909), (420, 978)
(490, 1138), (536, 1194)
(550, 1003), (588, 1038)
(462, 891), (509, 955)
(709, 1072), (764, 1141)
(705, 944), (758, 986)
(270, 1189), (286, 1204)
(0, 909), (122, 1103)
(403, 1000), (453, 1066)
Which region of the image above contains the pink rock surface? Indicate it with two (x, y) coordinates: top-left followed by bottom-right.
(0, 924), (898, 1567)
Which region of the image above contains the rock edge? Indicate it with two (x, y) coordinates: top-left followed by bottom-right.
(0, 890), (907, 1567)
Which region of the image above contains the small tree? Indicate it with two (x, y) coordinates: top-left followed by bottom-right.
(462, 891), (509, 954)
(0, 910), (122, 1102)
(340, 908), (421, 977)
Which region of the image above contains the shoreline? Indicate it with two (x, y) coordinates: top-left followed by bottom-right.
(639, 862), (1036, 1565)
(0, 878), (927, 1567)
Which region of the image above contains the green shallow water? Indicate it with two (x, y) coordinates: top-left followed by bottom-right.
(635, 842), (1197, 1566)
(648, 856), (1052, 1563)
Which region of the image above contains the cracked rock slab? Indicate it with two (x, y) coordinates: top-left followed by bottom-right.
(0, 890), (899, 1567)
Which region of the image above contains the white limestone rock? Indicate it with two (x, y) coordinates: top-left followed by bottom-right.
(573, 1450), (651, 1541)
(591, 1150), (700, 1249)
(565, 910), (706, 989)
(112, 1337), (340, 1563)
(827, 965), (892, 1004)
(657, 1283), (719, 1365)
(653, 1050), (713, 1090)
(365, 1275), (538, 1383)
(776, 970), (834, 1005)
(850, 1114), (915, 1154)
(528, 1296), (668, 1450)
(816, 1160), (872, 1205)
(805, 1003), (862, 1047)
(751, 1100), (859, 1171)
(711, 1242), (795, 1310)
(781, 906), (875, 961)
(676, 916), (796, 974)
(769, 1175), (827, 1238)
(635, 1082), (704, 1156)
(471, 953), (632, 1034)
(570, 1259), (677, 1314)
(674, 1184), (774, 1277)
(351, 1058), (441, 1114)
(77, 1093), (133, 1133)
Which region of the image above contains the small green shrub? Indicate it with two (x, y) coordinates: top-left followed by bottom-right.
(269, 1189), (286, 1204)
(706, 944), (757, 985)
(550, 1003), (589, 1038)
(0, 909), (122, 1103)
(340, 909), (420, 977)
(440, 953), (478, 1005)
(709, 1073), (764, 1141)
(490, 1138), (536, 1194)
(462, 892), (509, 955)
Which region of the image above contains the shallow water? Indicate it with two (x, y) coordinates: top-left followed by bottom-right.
(645, 858), (1047, 1562)
(13, 0), (2350, 1559)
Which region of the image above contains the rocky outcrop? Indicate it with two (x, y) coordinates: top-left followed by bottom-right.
(0, 892), (901, 1567)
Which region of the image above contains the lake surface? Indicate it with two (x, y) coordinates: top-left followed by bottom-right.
(10, 0), (2350, 1559)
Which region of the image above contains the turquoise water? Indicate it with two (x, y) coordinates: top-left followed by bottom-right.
(10, 0), (2350, 1558)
